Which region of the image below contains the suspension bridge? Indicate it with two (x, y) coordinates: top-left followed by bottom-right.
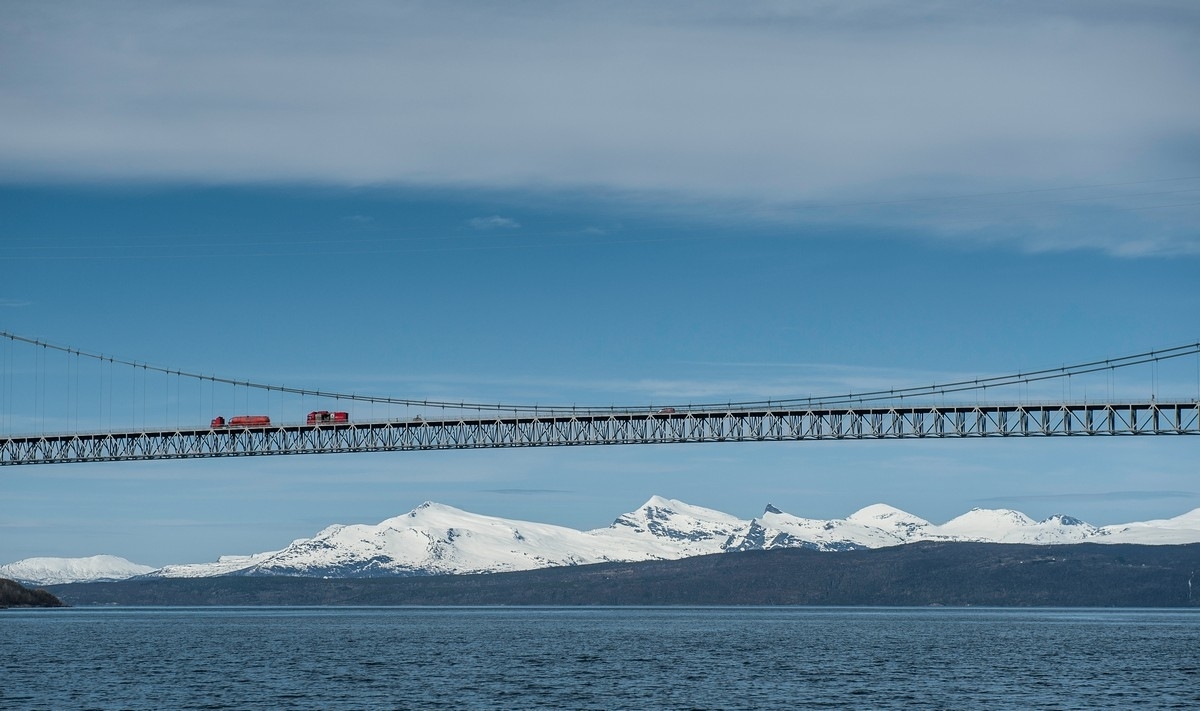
(1, 331), (1197, 466)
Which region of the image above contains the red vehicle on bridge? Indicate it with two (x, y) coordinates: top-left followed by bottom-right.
(211, 415), (271, 428)
(307, 410), (350, 425)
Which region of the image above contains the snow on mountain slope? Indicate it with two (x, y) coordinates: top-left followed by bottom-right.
(1096, 508), (1200, 544)
(0, 555), (154, 585)
(588, 495), (750, 557)
(847, 504), (935, 540)
(150, 497), (751, 579)
(156, 501), (688, 579)
(935, 508), (1036, 537)
(10, 500), (1200, 582)
(733, 506), (910, 551)
(929, 508), (1099, 544)
(152, 551), (280, 578)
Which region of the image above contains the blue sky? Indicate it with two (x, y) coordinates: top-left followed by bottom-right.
(2, 1), (1199, 566)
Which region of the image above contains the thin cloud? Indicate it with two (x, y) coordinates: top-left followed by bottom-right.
(482, 488), (573, 496)
(978, 491), (1197, 504)
(0, 2), (1196, 254)
(468, 215), (520, 230)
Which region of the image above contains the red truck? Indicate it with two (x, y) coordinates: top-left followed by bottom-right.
(211, 415), (271, 428)
(307, 410), (350, 425)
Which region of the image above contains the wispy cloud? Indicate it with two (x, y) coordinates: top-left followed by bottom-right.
(978, 490), (1197, 504)
(0, 298), (32, 307)
(482, 488), (573, 496)
(1, 2), (1196, 255)
(468, 215), (520, 230)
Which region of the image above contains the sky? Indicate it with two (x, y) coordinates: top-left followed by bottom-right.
(1, 1), (1199, 566)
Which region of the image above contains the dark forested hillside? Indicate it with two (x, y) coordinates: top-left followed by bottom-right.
(47, 542), (1200, 608)
(1, 578), (66, 608)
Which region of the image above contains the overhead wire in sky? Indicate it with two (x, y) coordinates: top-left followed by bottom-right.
(1, 329), (1196, 416)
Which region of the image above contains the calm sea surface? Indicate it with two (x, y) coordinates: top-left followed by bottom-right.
(2, 607), (1198, 710)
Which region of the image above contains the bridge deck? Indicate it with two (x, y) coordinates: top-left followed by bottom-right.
(1, 401), (1196, 465)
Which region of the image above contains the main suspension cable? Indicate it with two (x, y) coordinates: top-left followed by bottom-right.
(1, 330), (1196, 415)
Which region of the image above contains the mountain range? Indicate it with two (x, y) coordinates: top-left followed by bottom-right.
(5, 496), (1200, 585)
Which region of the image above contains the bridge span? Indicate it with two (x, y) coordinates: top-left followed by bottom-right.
(2, 400), (1196, 465)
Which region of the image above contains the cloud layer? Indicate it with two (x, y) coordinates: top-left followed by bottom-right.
(3, 1), (1198, 252)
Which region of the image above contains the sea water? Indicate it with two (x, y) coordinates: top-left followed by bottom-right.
(2, 607), (1197, 710)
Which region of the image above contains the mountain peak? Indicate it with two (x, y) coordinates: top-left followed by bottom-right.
(1042, 514), (1085, 526)
(943, 508), (1035, 529)
(641, 494), (685, 509)
(397, 501), (472, 522)
(599, 496), (749, 552)
(624, 496), (743, 526)
(847, 503), (926, 524)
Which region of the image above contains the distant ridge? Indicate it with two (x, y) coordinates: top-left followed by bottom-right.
(0, 555), (153, 585)
(7, 497), (1200, 584)
(45, 543), (1200, 608)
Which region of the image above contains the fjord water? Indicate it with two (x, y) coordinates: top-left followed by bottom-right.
(3, 607), (1197, 709)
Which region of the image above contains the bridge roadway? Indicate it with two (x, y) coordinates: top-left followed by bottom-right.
(1, 400), (1197, 466)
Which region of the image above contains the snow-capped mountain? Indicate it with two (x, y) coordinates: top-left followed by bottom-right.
(140, 498), (1200, 579)
(591, 495), (748, 556)
(1093, 508), (1200, 545)
(729, 505), (913, 552)
(151, 496), (754, 579)
(847, 503), (934, 539)
(176, 501), (680, 578)
(0, 555), (154, 586)
(930, 508), (1100, 544)
(6, 498), (1200, 584)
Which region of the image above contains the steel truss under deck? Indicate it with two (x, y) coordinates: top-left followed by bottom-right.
(1, 401), (1197, 465)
